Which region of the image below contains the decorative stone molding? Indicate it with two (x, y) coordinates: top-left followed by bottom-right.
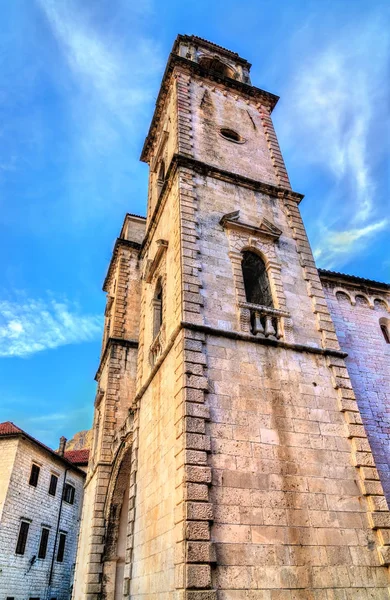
(221, 211), (294, 342)
(281, 192), (340, 350)
(219, 209), (282, 241)
(173, 329), (216, 599)
(144, 239), (168, 283)
(238, 301), (289, 339)
(149, 327), (166, 366)
(332, 285), (390, 312)
(326, 355), (390, 567)
(150, 130), (169, 173)
(258, 105), (292, 189)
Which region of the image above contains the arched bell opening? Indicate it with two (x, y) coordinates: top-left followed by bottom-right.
(241, 250), (273, 308)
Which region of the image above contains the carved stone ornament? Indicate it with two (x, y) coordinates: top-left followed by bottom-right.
(144, 239), (168, 283)
(221, 210), (294, 342)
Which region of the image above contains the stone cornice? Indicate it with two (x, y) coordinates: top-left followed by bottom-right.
(102, 238), (142, 292)
(175, 154), (304, 201)
(173, 34), (252, 68)
(220, 210), (282, 240)
(181, 321), (348, 359)
(95, 337), (138, 381)
(131, 321), (348, 407)
(319, 269), (390, 293)
(140, 154), (303, 258)
(140, 53), (279, 163)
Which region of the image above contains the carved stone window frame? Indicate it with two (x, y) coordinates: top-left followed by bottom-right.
(144, 239), (168, 366)
(220, 211), (294, 342)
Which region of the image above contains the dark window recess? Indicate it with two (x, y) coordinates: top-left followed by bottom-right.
(157, 160), (165, 197)
(220, 128), (243, 143)
(242, 251), (273, 307)
(38, 527), (50, 559)
(63, 483), (75, 504)
(29, 464), (40, 487)
(153, 280), (163, 339)
(56, 532), (66, 562)
(381, 324), (390, 344)
(6, 597), (15, 599)
(16, 521), (30, 555)
(49, 474), (58, 496)
(29, 598), (40, 600)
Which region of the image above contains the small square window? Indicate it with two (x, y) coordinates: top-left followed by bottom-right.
(49, 474), (58, 496)
(29, 464), (40, 487)
(63, 483), (75, 504)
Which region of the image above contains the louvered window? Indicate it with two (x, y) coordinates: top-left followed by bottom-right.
(15, 521), (30, 555)
(63, 483), (75, 504)
(38, 527), (50, 559)
(49, 474), (58, 496)
(56, 532), (66, 562)
(29, 464), (40, 487)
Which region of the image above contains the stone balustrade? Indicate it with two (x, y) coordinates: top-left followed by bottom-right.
(238, 301), (290, 339)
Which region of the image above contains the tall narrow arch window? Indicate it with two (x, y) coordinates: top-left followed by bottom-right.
(157, 160), (165, 198)
(153, 279), (163, 339)
(380, 320), (390, 344)
(242, 251), (273, 307)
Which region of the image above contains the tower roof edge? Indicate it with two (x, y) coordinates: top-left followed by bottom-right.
(173, 34), (252, 67)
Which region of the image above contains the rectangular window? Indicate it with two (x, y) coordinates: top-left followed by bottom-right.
(56, 532), (66, 562)
(15, 520), (30, 555)
(48, 474), (58, 496)
(38, 527), (50, 559)
(63, 483), (75, 504)
(29, 463), (40, 487)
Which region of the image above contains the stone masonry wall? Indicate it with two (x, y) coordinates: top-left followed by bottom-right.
(206, 335), (389, 596)
(322, 280), (390, 501)
(129, 348), (178, 599)
(0, 437), (18, 520)
(0, 437), (84, 600)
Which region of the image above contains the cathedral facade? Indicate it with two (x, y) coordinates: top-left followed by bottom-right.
(72, 35), (390, 599)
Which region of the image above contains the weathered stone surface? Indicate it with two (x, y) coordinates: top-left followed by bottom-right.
(72, 34), (390, 600)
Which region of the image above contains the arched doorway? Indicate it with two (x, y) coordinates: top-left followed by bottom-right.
(103, 446), (132, 599)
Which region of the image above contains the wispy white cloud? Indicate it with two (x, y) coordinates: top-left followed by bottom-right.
(280, 17), (389, 269)
(37, 0), (163, 135)
(313, 220), (388, 266)
(0, 295), (102, 357)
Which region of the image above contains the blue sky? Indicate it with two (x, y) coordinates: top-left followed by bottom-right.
(0, 0), (388, 448)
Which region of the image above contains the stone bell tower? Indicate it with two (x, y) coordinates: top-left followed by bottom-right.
(73, 35), (390, 599)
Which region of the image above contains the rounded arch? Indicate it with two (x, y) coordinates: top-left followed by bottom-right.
(355, 293), (373, 308)
(379, 317), (390, 344)
(240, 245), (271, 269)
(241, 249), (273, 308)
(152, 277), (163, 338)
(374, 297), (389, 312)
(334, 288), (354, 305)
(157, 159), (165, 183)
(103, 442), (133, 599)
(199, 54), (237, 79)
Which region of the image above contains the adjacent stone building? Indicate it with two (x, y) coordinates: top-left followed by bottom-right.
(0, 422), (88, 600)
(73, 35), (390, 599)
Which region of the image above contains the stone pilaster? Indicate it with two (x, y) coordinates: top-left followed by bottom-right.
(174, 329), (216, 600)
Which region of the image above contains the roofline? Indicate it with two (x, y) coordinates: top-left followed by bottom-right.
(0, 429), (86, 476)
(103, 238), (142, 292)
(140, 52), (279, 163)
(318, 269), (390, 291)
(173, 34), (252, 67)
